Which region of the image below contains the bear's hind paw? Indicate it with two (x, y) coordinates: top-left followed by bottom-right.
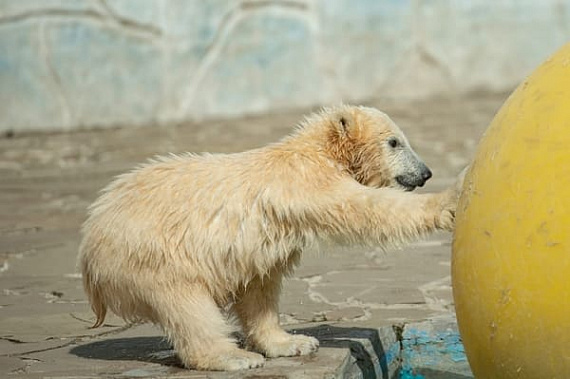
(193, 349), (265, 371)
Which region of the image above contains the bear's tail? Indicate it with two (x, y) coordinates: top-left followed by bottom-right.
(83, 269), (107, 328)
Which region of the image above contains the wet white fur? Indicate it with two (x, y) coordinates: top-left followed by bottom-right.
(79, 105), (464, 371)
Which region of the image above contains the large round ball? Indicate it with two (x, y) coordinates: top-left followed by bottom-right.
(452, 43), (570, 378)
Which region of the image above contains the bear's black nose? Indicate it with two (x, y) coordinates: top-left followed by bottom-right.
(417, 167), (432, 187)
(422, 168), (432, 182)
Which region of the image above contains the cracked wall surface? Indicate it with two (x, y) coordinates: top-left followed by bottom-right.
(1, 0), (570, 132)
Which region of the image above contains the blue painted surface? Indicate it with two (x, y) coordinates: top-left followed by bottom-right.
(400, 368), (426, 379)
(404, 328), (467, 363)
(399, 323), (471, 378)
(385, 338), (401, 364)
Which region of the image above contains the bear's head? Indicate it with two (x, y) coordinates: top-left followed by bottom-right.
(321, 105), (432, 191)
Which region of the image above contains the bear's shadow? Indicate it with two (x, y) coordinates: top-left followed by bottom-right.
(70, 324), (394, 378)
(70, 334), (182, 367)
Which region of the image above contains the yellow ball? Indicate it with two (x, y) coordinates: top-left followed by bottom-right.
(453, 43), (570, 378)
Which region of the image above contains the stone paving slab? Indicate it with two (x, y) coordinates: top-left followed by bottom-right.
(3, 322), (401, 379)
(0, 93), (505, 377)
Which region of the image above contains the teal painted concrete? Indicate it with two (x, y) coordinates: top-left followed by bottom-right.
(400, 317), (473, 378)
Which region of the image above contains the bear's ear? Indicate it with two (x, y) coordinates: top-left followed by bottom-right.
(333, 109), (355, 135)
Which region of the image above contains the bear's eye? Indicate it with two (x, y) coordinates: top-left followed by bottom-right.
(388, 138), (399, 148)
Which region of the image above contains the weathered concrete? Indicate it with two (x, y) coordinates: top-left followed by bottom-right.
(1, 1), (569, 132)
(0, 93), (504, 377)
(400, 316), (472, 378)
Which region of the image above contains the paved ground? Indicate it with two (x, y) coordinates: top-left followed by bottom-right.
(0, 93), (507, 378)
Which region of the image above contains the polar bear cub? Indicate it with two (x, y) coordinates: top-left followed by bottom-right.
(79, 105), (464, 371)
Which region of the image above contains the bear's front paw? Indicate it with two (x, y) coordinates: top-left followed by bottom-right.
(437, 168), (467, 231)
(262, 334), (319, 358)
(439, 208), (456, 231)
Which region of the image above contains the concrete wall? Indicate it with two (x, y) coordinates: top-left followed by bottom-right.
(1, 0), (569, 132)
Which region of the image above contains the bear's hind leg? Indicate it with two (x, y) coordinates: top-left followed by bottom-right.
(152, 284), (264, 371)
(233, 269), (319, 358)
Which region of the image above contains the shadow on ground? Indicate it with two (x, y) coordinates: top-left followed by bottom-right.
(70, 336), (183, 367)
(70, 324), (395, 378)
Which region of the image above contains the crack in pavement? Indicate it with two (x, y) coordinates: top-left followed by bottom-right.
(0, 226), (43, 237)
(418, 275), (454, 313)
(0, 323), (134, 358)
(299, 270), (454, 320)
(10, 357), (43, 375)
(1, 242), (67, 257)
